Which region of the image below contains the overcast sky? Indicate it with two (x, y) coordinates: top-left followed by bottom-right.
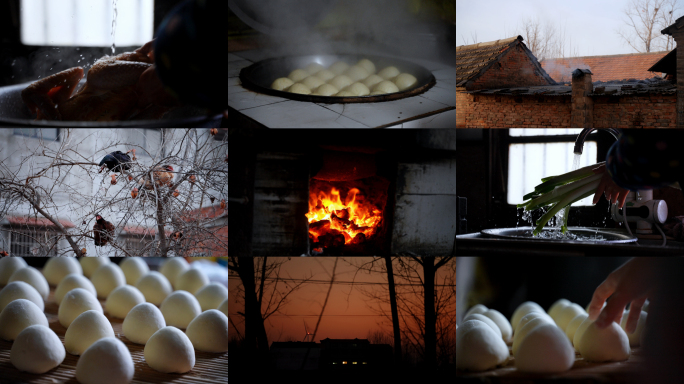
(456, 0), (679, 57)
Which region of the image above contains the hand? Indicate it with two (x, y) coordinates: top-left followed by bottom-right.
(587, 258), (660, 332)
(135, 39), (156, 62)
(592, 164), (630, 209)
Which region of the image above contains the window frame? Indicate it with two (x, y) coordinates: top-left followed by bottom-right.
(7, 227), (59, 256)
(489, 129), (616, 230)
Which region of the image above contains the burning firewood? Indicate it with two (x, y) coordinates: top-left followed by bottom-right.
(351, 233), (366, 245)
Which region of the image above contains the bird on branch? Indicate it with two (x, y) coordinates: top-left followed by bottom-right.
(93, 214), (115, 246)
(139, 165), (174, 190)
(98, 150), (133, 173)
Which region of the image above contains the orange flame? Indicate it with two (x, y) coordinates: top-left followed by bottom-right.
(306, 187), (382, 245)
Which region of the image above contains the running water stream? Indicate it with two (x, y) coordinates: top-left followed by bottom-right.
(111, 0), (118, 55)
(555, 153), (583, 230)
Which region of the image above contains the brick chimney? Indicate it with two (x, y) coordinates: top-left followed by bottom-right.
(571, 69), (593, 128)
(662, 16), (684, 127)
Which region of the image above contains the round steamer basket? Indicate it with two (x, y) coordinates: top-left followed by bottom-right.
(239, 54), (436, 104)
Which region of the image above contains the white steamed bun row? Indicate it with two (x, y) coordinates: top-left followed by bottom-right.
(271, 58), (418, 96)
(458, 299), (648, 374)
(0, 257), (229, 383)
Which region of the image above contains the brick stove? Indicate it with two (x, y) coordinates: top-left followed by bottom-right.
(228, 129), (456, 256)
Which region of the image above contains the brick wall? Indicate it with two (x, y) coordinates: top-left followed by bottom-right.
(466, 45), (553, 91)
(593, 95), (677, 128)
(457, 92), (676, 128)
(457, 93), (572, 128)
(456, 89), (468, 127)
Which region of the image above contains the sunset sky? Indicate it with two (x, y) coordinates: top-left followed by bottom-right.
(228, 257), (454, 344)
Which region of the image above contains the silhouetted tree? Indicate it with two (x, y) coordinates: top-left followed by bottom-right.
(228, 257), (312, 367)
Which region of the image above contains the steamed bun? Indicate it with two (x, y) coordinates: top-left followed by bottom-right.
(357, 59), (376, 75)
(393, 73), (417, 91)
(301, 76), (324, 91)
(372, 80), (399, 94)
(328, 75), (353, 91)
(314, 84), (339, 96)
(288, 83), (311, 95)
(287, 69), (309, 83)
(343, 65), (369, 82)
(344, 82), (370, 96)
(362, 74), (383, 89)
(271, 77), (294, 91)
(0, 257), (28, 285)
(328, 61), (350, 75)
(314, 69), (335, 82)
(377, 66), (400, 80)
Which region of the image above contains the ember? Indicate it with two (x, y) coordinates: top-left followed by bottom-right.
(306, 179), (388, 251)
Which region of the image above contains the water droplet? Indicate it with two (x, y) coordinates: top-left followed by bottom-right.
(59, 59), (62, 62)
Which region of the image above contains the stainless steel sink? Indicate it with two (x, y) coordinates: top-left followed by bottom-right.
(481, 227), (637, 243)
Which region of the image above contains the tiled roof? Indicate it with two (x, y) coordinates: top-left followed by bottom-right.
(121, 226), (172, 237)
(466, 77), (675, 96)
(5, 216), (75, 228)
(466, 85), (572, 96)
(457, 36), (537, 87)
(662, 15), (684, 35)
(182, 204), (227, 223)
(542, 51), (669, 82)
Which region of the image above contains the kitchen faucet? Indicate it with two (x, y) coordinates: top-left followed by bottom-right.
(573, 128), (620, 155)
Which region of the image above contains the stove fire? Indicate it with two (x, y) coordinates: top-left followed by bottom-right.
(306, 178), (389, 253)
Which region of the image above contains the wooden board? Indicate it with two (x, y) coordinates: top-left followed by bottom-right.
(0, 288), (228, 384)
(457, 345), (643, 383)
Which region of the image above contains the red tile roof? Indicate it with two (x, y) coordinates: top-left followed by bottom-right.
(183, 204), (227, 223)
(121, 226), (172, 237)
(6, 216), (75, 228)
(542, 51), (669, 83)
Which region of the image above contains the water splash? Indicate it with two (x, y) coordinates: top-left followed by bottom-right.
(554, 153), (583, 230)
(523, 229), (606, 241)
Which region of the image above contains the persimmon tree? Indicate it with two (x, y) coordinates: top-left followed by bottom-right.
(0, 128), (227, 256)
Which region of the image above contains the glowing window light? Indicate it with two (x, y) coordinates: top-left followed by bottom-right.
(352, 362), (357, 365)
(333, 362), (337, 365)
(342, 361), (347, 365)
(362, 362), (367, 364)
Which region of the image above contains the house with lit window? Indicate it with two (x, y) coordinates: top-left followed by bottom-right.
(319, 338), (392, 370)
(269, 338), (392, 370)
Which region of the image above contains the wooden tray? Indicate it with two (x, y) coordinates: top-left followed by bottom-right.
(457, 344), (643, 383)
(0, 288), (228, 383)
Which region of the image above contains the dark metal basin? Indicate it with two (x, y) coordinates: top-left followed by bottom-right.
(238, 54), (436, 104)
(0, 81), (222, 127)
